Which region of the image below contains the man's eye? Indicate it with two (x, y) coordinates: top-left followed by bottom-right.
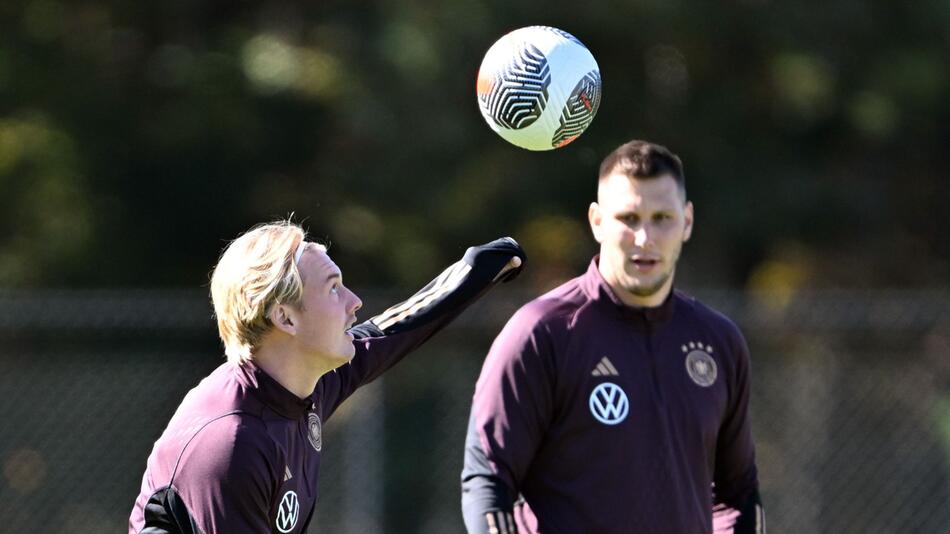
(330, 284), (339, 294)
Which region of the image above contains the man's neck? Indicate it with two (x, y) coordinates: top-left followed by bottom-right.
(598, 263), (674, 308)
(251, 343), (336, 399)
(614, 285), (671, 309)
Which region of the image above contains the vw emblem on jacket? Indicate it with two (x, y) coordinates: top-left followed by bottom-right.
(276, 490), (299, 533)
(589, 382), (629, 425)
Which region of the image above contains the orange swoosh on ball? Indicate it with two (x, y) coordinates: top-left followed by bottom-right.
(555, 135), (578, 148)
(476, 72), (495, 96)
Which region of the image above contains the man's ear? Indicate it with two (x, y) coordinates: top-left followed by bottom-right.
(269, 303), (297, 335)
(683, 201), (694, 242)
(588, 202), (604, 243)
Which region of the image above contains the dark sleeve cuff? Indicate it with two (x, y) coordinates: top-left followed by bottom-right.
(721, 488), (765, 534)
(461, 475), (516, 534)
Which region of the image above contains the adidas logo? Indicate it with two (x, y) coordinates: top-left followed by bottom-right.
(591, 356), (619, 377)
(284, 466), (293, 482)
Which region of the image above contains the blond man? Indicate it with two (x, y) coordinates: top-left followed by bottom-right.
(130, 221), (524, 534)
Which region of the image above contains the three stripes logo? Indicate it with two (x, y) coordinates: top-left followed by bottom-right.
(371, 260), (471, 332)
(478, 44), (551, 130)
(484, 510), (517, 534)
(589, 382), (629, 425)
(552, 70), (602, 148)
(591, 356), (619, 377)
(275, 490), (299, 533)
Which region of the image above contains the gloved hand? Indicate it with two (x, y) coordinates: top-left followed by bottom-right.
(462, 237), (526, 284)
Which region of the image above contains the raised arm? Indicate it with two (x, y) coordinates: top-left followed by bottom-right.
(320, 237), (525, 416)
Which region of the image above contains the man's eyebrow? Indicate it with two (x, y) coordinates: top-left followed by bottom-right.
(325, 273), (341, 284)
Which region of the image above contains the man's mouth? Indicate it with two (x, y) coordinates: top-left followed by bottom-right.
(630, 257), (660, 272)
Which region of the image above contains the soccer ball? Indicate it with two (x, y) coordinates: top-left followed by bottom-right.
(476, 26), (602, 151)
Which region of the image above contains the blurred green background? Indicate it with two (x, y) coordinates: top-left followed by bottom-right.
(0, 1), (948, 532)
(2, 0), (947, 291)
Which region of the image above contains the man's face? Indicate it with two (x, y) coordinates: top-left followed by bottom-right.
(291, 243), (363, 367)
(588, 172), (693, 307)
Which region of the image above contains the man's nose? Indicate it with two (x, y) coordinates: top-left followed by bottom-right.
(633, 227), (649, 248)
(348, 289), (363, 314)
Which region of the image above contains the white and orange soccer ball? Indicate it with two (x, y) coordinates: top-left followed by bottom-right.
(476, 26), (602, 151)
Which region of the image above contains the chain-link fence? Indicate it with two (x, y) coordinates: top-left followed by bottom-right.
(1, 288), (948, 533)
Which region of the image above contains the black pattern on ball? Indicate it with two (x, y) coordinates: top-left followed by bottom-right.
(551, 71), (602, 147)
(480, 44), (551, 130)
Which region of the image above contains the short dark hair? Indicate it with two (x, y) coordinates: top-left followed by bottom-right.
(598, 140), (686, 197)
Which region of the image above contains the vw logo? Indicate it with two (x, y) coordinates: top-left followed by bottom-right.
(276, 490), (299, 533)
(589, 382), (629, 425)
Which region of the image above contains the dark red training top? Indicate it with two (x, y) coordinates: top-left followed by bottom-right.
(463, 257), (761, 534)
(130, 238), (524, 534)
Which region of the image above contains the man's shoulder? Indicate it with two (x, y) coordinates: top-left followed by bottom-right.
(510, 276), (591, 329)
(674, 290), (746, 341)
(176, 362), (264, 416)
(161, 407), (279, 486)
(675, 290), (739, 325)
(187, 412), (278, 460)
(157, 364), (274, 464)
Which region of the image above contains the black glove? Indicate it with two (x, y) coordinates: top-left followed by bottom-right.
(463, 237), (526, 284)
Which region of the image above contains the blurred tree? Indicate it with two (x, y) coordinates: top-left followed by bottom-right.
(0, 0), (945, 291)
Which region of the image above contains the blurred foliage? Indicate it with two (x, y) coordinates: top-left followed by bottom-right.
(0, 0), (947, 291)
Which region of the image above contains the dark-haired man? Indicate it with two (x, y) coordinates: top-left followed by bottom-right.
(462, 140), (765, 533)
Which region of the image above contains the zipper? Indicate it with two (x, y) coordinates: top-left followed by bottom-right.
(645, 316), (664, 405)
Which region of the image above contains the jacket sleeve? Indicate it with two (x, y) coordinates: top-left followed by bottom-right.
(320, 237), (525, 417)
(712, 328), (766, 533)
(461, 305), (556, 534)
(460, 412), (519, 534)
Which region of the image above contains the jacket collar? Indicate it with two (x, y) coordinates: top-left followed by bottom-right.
(236, 360), (313, 419)
(582, 255), (676, 325)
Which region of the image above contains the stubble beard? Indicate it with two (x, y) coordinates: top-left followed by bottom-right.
(623, 244), (682, 299)
(627, 268), (674, 297)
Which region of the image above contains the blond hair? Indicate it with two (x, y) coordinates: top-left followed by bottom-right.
(210, 221), (324, 363)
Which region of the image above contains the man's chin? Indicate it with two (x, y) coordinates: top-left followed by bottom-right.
(627, 288), (662, 299)
(623, 275), (671, 298)
(328, 349), (355, 369)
